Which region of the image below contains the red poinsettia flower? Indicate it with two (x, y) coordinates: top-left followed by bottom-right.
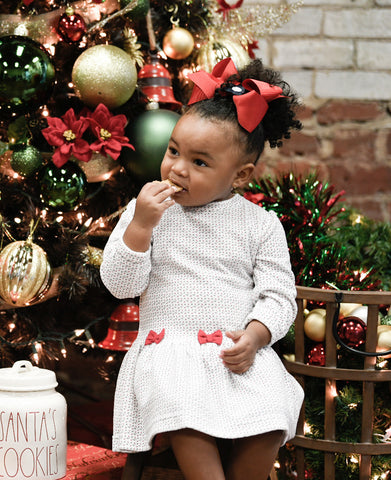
(88, 104), (134, 160)
(42, 109), (92, 167)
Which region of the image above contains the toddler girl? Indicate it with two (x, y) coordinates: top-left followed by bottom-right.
(100, 57), (304, 480)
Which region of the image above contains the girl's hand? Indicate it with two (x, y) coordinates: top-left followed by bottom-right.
(220, 321), (271, 374)
(220, 330), (258, 374)
(133, 181), (175, 230)
(123, 181), (175, 252)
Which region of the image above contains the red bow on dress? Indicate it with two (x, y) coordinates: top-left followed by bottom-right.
(145, 329), (165, 345)
(188, 58), (284, 133)
(198, 329), (223, 346)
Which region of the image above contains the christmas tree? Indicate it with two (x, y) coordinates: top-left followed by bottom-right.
(0, 0), (301, 368)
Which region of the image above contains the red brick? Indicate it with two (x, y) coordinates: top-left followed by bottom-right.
(347, 198), (384, 221)
(270, 159), (329, 180)
(386, 131), (391, 155)
(279, 131), (320, 156)
(297, 105), (313, 121)
(328, 163), (391, 195)
(317, 101), (384, 125)
(332, 130), (376, 162)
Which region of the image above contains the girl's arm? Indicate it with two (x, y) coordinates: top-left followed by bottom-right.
(221, 211), (296, 374)
(100, 182), (176, 298)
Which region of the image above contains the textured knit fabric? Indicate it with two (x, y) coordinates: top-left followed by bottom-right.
(100, 194), (304, 453)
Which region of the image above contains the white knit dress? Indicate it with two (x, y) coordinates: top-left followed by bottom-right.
(100, 194), (304, 453)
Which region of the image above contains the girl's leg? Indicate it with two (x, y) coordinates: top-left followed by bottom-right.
(169, 428), (225, 480)
(226, 430), (283, 480)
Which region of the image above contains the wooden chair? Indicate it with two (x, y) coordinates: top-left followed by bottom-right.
(279, 286), (391, 480)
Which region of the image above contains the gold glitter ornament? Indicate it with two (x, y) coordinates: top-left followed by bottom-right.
(72, 44), (137, 109)
(163, 27), (194, 60)
(73, 152), (121, 183)
(196, 35), (250, 72)
(0, 239), (52, 306)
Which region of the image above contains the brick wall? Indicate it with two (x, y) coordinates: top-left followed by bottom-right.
(249, 0), (391, 221)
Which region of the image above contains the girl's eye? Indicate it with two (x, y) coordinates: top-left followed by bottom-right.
(194, 159), (207, 167)
(168, 146), (179, 156)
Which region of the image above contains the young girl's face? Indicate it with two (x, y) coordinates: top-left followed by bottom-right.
(160, 112), (254, 207)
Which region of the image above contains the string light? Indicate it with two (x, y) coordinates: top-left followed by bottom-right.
(31, 341), (42, 364)
(60, 341), (67, 358)
(329, 384), (338, 398)
(41, 105), (50, 117)
(0, 317), (107, 364)
(303, 422), (313, 435)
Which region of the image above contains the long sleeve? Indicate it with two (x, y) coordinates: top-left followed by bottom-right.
(246, 211), (297, 345)
(100, 199), (152, 299)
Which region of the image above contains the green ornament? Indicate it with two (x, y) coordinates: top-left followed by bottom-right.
(120, 0), (150, 19)
(39, 162), (87, 211)
(11, 145), (43, 176)
(122, 108), (180, 183)
(0, 36), (55, 117)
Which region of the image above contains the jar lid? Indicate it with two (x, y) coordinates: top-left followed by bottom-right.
(0, 360), (58, 391)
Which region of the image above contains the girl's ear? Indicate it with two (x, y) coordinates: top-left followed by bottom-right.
(232, 163), (255, 190)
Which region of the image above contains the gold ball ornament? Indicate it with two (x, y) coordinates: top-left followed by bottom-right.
(72, 44), (137, 109)
(196, 36), (251, 73)
(348, 305), (375, 325)
(377, 325), (391, 355)
(163, 27), (195, 60)
(304, 308), (327, 342)
(339, 303), (362, 318)
(0, 240), (52, 306)
(73, 152), (121, 183)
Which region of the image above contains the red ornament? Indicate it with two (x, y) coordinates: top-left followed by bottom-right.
(138, 55), (182, 111)
(98, 301), (139, 351)
(306, 343), (325, 366)
(57, 7), (87, 44)
(336, 316), (366, 348)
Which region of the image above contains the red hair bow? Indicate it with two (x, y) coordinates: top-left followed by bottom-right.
(188, 58), (284, 133)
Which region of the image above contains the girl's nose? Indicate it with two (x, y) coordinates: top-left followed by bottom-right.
(171, 158), (187, 177)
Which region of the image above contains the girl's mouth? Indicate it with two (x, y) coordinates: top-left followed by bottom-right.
(162, 178), (185, 192)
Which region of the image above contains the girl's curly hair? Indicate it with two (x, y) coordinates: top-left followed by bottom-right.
(186, 59), (302, 162)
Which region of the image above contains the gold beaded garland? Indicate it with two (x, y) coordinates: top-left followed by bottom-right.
(0, 240), (52, 306)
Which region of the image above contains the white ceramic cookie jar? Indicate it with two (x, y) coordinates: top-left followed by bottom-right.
(0, 360), (67, 479)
